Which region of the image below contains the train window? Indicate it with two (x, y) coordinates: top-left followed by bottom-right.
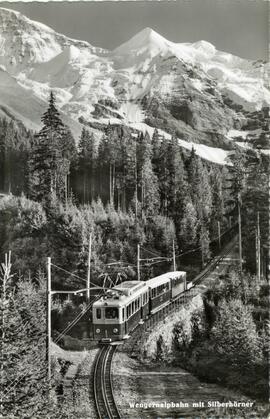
(105, 307), (119, 319)
(96, 308), (101, 319)
(135, 300), (137, 310)
(122, 308), (125, 321)
(138, 298), (140, 308)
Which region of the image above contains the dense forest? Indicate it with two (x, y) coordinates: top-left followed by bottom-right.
(1, 92), (268, 286)
(0, 93), (269, 416)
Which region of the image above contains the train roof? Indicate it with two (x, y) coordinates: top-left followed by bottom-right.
(93, 281), (149, 308)
(92, 271), (186, 308)
(113, 280), (146, 296)
(146, 271), (186, 288)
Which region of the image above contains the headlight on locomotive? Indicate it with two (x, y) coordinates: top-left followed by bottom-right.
(96, 328), (100, 334)
(113, 328), (118, 334)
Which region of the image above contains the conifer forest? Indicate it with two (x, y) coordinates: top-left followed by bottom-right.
(0, 91), (269, 417)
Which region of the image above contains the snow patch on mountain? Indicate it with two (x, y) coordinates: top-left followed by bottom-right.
(128, 121), (230, 165)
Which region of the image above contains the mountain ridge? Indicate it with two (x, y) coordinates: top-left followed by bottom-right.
(0, 7), (269, 164)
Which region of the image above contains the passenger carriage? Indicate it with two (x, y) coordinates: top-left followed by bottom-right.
(92, 271), (187, 341)
(92, 281), (148, 340)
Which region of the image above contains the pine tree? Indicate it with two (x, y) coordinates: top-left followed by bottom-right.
(0, 256), (47, 417)
(212, 299), (263, 368)
(28, 92), (75, 205)
(158, 139), (170, 215)
(78, 128), (96, 203)
(226, 148), (247, 209)
(166, 135), (188, 218)
(210, 167), (224, 236)
(179, 199), (198, 249)
(199, 221), (211, 266)
(151, 128), (162, 173)
(141, 156), (160, 218)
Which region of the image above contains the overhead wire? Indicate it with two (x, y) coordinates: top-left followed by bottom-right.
(2, 224), (239, 399)
(51, 263), (99, 288)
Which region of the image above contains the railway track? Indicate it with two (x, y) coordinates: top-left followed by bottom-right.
(91, 236), (238, 417)
(129, 235), (239, 341)
(93, 344), (121, 419)
(192, 235), (238, 286)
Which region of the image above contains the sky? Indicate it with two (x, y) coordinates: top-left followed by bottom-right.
(1, 0), (268, 61)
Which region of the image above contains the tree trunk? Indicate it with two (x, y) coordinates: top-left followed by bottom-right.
(135, 157), (138, 219)
(65, 174), (68, 207)
(109, 164), (112, 204)
(112, 164), (115, 207)
(83, 172), (86, 204)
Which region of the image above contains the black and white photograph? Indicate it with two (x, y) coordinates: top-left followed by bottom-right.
(0, 0), (269, 418)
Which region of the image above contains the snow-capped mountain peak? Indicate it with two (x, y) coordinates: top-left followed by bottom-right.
(0, 7), (99, 74)
(113, 27), (171, 55)
(0, 7), (269, 165)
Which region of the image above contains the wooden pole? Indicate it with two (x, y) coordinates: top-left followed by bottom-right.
(268, 175), (270, 281)
(135, 144), (138, 219)
(87, 233), (92, 302)
(137, 244), (140, 281)
(257, 212), (261, 281)
(172, 239), (176, 271)
(46, 257), (51, 385)
(238, 195), (242, 271)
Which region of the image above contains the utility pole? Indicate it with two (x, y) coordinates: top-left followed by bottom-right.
(257, 212), (261, 281)
(217, 221), (221, 249)
(87, 233), (92, 302)
(172, 239), (176, 271)
(268, 175), (270, 282)
(46, 257), (51, 386)
(135, 144), (138, 219)
(238, 194), (242, 271)
(137, 244), (140, 281)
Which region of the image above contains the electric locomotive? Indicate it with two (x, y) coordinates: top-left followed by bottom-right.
(92, 271), (188, 341)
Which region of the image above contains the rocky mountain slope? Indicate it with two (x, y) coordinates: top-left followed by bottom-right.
(0, 7), (269, 163)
